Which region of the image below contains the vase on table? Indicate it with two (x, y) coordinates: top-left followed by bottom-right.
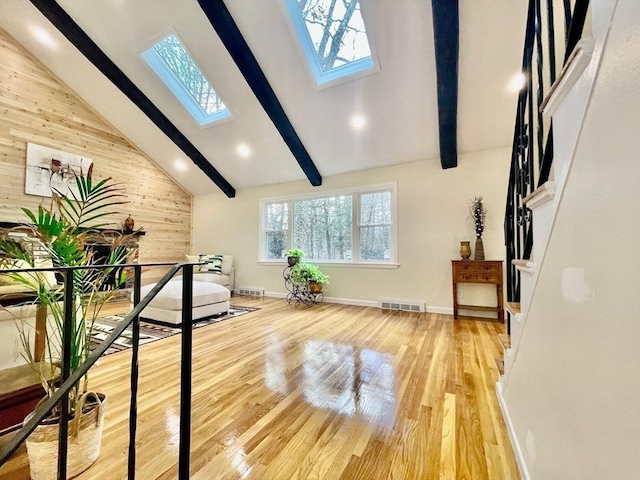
(474, 237), (485, 260)
(460, 241), (471, 260)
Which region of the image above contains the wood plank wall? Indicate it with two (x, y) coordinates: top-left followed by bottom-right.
(0, 29), (192, 284)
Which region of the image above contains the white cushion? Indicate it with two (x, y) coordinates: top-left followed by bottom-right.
(138, 280), (230, 311)
(141, 301), (229, 325)
(221, 256), (233, 275)
(0, 259), (57, 290)
(194, 273), (230, 286)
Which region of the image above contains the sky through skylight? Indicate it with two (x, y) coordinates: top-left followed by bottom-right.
(142, 34), (230, 125)
(286, 0), (374, 84)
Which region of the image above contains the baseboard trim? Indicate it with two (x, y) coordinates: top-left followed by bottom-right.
(426, 306), (453, 315)
(264, 292), (377, 308)
(496, 381), (530, 480)
(265, 292), (452, 313)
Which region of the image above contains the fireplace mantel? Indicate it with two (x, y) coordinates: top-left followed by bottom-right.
(0, 221), (146, 235)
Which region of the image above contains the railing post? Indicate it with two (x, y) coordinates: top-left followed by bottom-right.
(179, 264), (193, 480)
(57, 270), (74, 479)
(128, 265), (142, 479)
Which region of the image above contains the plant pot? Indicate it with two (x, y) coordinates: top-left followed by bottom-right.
(308, 281), (323, 294)
(25, 392), (106, 480)
(287, 256), (298, 267)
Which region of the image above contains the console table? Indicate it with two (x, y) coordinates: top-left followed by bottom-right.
(451, 260), (504, 321)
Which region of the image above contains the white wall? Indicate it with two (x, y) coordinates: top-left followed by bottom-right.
(193, 148), (510, 311)
(503, 1), (640, 478)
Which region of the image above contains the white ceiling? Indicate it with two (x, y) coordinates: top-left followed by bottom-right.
(0, 0), (528, 196)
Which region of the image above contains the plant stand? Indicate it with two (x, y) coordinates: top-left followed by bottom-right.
(283, 266), (324, 306)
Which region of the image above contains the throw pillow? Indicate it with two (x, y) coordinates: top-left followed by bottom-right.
(199, 254), (223, 274)
(185, 254), (199, 263)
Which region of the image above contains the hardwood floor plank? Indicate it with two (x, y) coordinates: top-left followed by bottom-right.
(439, 392), (456, 480)
(0, 297), (519, 480)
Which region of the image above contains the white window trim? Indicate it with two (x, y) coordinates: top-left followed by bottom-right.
(278, 0), (381, 90)
(258, 182), (398, 268)
(140, 30), (233, 127)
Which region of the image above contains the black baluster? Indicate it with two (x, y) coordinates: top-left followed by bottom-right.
(57, 270), (75, 479)
(128, 265), (142, 479)
(179, 264), (193, 480)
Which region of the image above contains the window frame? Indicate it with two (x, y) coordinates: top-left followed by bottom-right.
(259, 182), (398, 268)
(140, 31), (232, 127)
(281, 0), (380, 88)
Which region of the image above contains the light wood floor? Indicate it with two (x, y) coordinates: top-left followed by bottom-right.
(0, 296), (519, 479)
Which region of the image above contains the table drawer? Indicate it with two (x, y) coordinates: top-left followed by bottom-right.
(476, 273), (500, 283)
(454, 262), (476, 273)
(456, 273), (478, 282)
(476, 262), (501, 273)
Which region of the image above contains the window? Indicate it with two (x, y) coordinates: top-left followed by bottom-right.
(260, 183), (397, 265)
(142, 33), (231, 126)
(284, 0), (375, 85)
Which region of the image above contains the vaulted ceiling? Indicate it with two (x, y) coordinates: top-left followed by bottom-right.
(0, 0), (527, 196)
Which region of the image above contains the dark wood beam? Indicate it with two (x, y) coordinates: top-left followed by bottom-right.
(197, 0), (323, 187)
(29, 0), (236, 198)
(431, 0), (459, 169)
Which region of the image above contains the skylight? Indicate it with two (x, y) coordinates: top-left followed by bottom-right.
(284, 0), (374, 85)
(142, 34), (230, 126)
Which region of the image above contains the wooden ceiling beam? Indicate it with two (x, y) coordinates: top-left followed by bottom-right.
(29, 0), (237, 198)
(431, 0), (459, 169)
(197, 0), (323, 187)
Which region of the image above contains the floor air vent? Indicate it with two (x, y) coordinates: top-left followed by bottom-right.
(236, 286), (265, 297)
(378, 297), (425, 313)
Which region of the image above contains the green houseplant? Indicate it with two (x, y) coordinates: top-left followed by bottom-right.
(0, 173), (132, 479)
(290, 262), (329, 293)
(284, 248), (305, 267)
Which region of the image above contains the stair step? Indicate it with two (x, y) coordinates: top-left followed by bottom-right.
(495, 358), (504, 376)
(498, 334), (511, 349)
(512, 259), (535, 274)
(523, 181), (556, 209)
(505, 302), (521, 316)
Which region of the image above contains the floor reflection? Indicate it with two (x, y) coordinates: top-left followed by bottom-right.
(164, 408), (181, 451)
(264, 338), (397, 427)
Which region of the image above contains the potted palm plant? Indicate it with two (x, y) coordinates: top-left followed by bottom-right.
(0, 173), (132, 479)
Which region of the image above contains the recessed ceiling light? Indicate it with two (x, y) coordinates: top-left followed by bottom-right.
(32, 27), (56, 48)
(350, 115), (367, 129)
(174, 159), (188, 171)
(236, 144), (251, 158)
(509, 72), (526, 92)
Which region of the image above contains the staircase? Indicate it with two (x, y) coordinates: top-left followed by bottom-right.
(498, 0), (592, 385)
(494, 0), (636, 477)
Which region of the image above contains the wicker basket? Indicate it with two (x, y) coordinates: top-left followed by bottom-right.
(25, 392), (106, 480)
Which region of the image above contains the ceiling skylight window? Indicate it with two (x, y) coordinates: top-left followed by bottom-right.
(142, 34), (230, 126)
(284, 0), (374, 85)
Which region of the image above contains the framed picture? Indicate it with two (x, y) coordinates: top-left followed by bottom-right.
(25, 143), (93, 198)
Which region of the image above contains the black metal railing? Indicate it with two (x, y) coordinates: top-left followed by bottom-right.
(504, 0), (590, 331)
(0, 261), (198, 479)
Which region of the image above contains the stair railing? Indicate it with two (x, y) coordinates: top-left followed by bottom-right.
(0, 261), (198, 479)
(504, 0), (590, 331)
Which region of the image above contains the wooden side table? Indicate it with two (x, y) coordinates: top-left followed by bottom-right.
(451, 260), (504, 321)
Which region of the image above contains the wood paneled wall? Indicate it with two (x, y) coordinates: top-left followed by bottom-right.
(0, 29), (192, 284)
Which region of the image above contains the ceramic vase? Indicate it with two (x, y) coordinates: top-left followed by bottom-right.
(460, 241), (471, 260)
(474, 237), (485, 260)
